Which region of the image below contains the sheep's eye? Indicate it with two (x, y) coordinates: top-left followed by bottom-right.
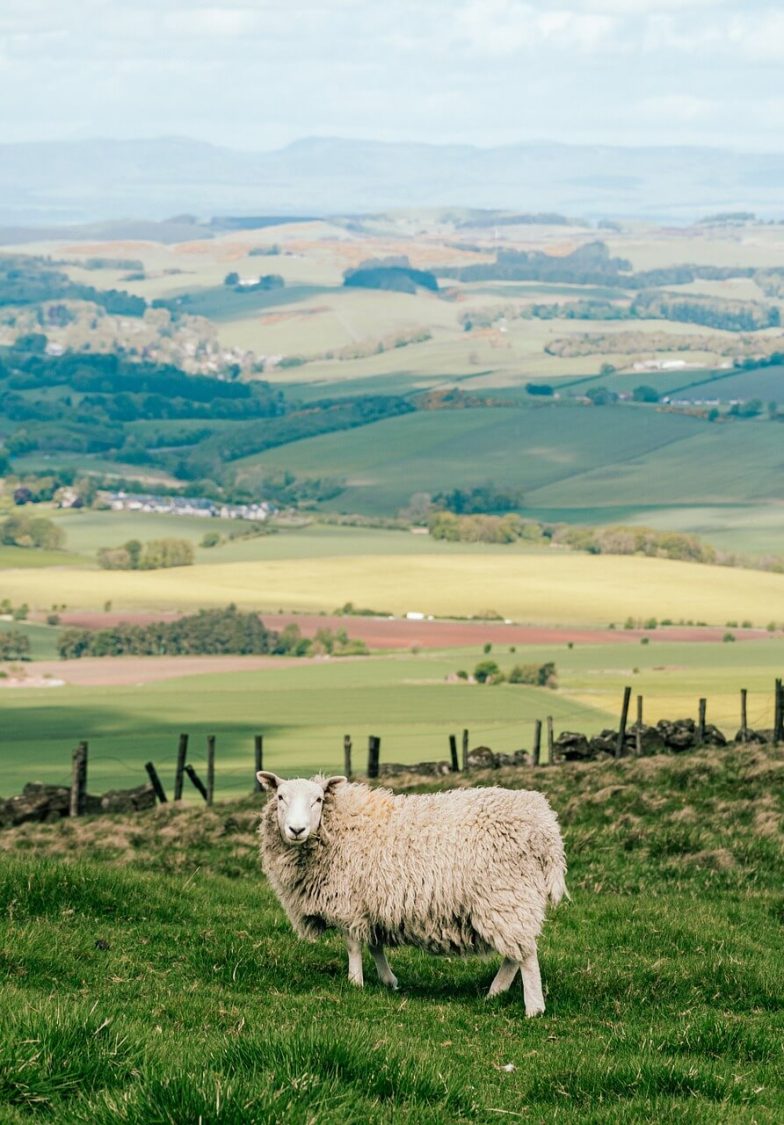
(314, 797), (323, 805)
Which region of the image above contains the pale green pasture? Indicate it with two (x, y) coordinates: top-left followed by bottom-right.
(607, 227), (784, 270)
(3, 548), (784, 627)
(0, 652), (606, 796)
(2, 638), (783, 796)
(526, 418), (784, 508)
(48, 508), (240, 558)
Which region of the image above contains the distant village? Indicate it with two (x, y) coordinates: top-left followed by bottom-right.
(102, 491), (274, 522)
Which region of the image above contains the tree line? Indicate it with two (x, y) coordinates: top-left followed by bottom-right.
(56, 605), (368, 660)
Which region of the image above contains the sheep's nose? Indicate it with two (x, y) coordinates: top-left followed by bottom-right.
(289, 825), (306, 837)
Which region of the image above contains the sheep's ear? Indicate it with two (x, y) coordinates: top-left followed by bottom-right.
(321, 775), (347, 797)
(257, 771), (283, 791)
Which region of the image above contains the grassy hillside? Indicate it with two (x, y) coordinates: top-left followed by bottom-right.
(237, 405), (705, 514)
(0, 745), (782, 1121)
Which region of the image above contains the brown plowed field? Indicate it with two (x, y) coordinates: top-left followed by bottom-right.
(48, 610), (773, 649)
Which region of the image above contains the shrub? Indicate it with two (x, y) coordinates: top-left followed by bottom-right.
(46, 613), (60, 626)
(473, 659), (500, 684)
(644, 617), (657, 630)
(508, 661), (557, 687)
(723, 632), (736, 643)
(483, 642), (492, 654)
(201, 530), (222, 548)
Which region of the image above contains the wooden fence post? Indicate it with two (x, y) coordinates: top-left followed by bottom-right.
(775, 679), (783, 747)
(698, 698), (707, 746)
(206, 735), (215, 807)
(145, 761), (167, 803)
(367, 735), (381, 779)
(343, 735), (353, 780)
(184, 763), (208, 802)
(448, 734), (459, 773)
(635, 695), (643, 757)
(70, 741), (88, 817)
(462, 728), (469, 772)
(254, 735), (263, 791)
(546, 717), (554, 766)
(615, 686), (631, 758)
(174, 732), (188, 801)
(740, 689), (748, 745)
(532, 720), (542, 766)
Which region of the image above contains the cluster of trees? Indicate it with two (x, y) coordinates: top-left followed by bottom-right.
(97, 538), (194, 570)
(57, 606), (277, 659)
(0, 513), (65, 550)
(344, 257), (439, 294)
(0, 254), (146, 316)
(429, 512), (539, 544)
(56, 605), (369, 660)
(441, 240), (763, 293)
(431, 484), (525, 515)
(553, 525), (717, 564)
(0, 344), (285, 466)
(0, 630), (31, 660)
(632, 291), (779, 332)
(223, 273), (284, 290)
(469, 660), (556, 686)
(442, 241), (632, 286)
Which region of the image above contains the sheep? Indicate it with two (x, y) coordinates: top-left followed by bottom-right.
(257, 772), (567, 1017)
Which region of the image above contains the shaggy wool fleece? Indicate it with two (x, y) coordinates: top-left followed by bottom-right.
(259, 782), (566, 961)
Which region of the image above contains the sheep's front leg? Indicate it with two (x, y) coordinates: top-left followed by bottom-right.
(346, 936), (364, 987)
(370, 942), (398, 990)
(520, 949), (545, 1018)
(487, 957), (520, 998)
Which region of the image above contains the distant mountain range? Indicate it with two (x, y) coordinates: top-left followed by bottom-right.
(1, 135), (783, 229)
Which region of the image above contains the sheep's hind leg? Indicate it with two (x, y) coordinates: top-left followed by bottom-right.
(370, 942), (398, 990)
(521, 949), (545, 1018)
(487, 957), (520, 998)
(346, 936), (364, 987)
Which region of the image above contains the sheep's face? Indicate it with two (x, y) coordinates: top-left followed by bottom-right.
(257, 772), (346, 845)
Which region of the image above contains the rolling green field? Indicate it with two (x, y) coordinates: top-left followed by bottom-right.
(2, 639), (783, 798)
(1, 744), (782, 1121)
(233, 405), (784, 537)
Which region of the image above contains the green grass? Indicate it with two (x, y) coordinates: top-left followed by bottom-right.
(236, 404), (704, 515)
(169, 282), (334, 321)
(0, 745), (782, 1121)
(3, 639), (784, 797)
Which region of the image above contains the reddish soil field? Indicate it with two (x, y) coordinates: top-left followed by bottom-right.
(47, 610), (774, 649)
(4, 655), (309, 688)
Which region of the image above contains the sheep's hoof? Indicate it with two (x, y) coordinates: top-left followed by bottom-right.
(384, 977), (399, 991)
(348, 976), (364, 988)
(525, 1003), (546, 1018)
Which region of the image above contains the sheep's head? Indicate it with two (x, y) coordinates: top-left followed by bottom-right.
(257, 772), (346, 845)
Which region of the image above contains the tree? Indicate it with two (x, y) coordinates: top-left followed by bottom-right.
(632, 385), (660, 403)
(474, 659), (500, 684)
(224, 272), (240, 286)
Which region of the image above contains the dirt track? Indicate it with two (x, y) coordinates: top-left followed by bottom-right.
(2, 655), (309, 688)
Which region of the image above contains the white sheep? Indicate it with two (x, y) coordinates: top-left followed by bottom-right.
(257, 772), (567, 1017)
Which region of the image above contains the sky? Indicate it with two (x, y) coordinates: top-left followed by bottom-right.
(2, 0), (783, 152)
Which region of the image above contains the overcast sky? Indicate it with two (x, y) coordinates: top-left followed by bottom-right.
(2, 0), (783, 151)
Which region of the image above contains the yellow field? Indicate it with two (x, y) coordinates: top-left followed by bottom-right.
(6, 551), (784, 626)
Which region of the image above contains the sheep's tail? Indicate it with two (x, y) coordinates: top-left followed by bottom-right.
(544, 853), (570, 907)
